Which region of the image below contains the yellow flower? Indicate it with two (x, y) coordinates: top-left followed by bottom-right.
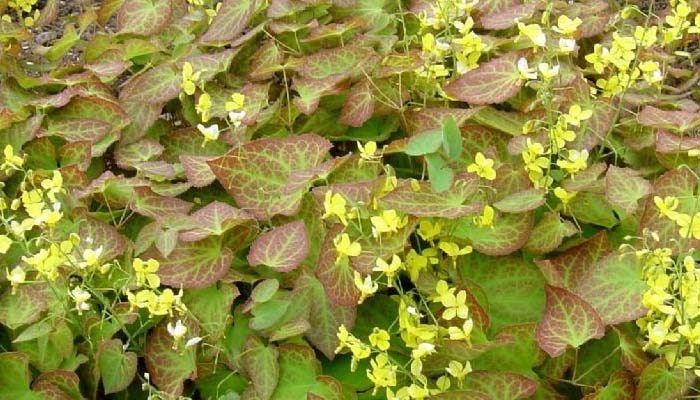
(517, 22), (546, 47)
(2, 144), (24, 171)
(40, 171), (63, 202)
(197, 123), (219, 144)
(147, 288), (184, 316)
(445, 360), (472, 380)
(556, 149), (589, 176)
(563, 105), (593, 127)
(417, 220), (441, 242)
(133, 258), (161, 288)
(334, 233), (362, 260)
(549, 122), (577, 149)
(517, 57), (537, 80)
(373, 255), (402, 286)
(439, 241), (473, 265)
(554, 187), (577, 206)
(467, 152), (496, 180)
(448, 318), (474, 342)
(367, 353), (397, 393)
(196, 92), (212, 122)
(0, 234), (11, 254)
(558, 38), (576, 53)
(654, 196), (679, 220)
(167, 320), (188, 349)
(69, 286), (91, 315)
(405, 249), (428, 283)
(676, 212), (700, 240)
(473, 205), (494, 227)
(441, 289), (470, 320)
(634, 26), (657, 47)
(79, 247), (103, 270)
(552, 15), (582, 37)
(370, 210), (408, 237)
(181, 62), (201, 96)
(225, 92), (245, 112)
(353, 271), (377, 304)
(358, 141), (381, 164)
(6, 266), (25, 294)
(369, 328), (391, 351)
(21, 189), (45, 219)
(538, 63), (560, 81)
(322, 191), (349, 225)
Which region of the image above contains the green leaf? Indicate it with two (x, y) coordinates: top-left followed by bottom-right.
(339, 80), (374, 128)
(0, 283), (59, 330)
(458, 254), (545, 332)
(573, 251), (647, 325)
(638, 105), (700, 132)
(242, 335), (279, 400)
(248, 221), (309, 272)
(443, 52), (524, 105)
(565, 192), (618, 229)
(441, 116), (462, 160)
(117, 0), (172, 36)
(405, 107), (479, 135)
(0, 352), (32, 395)
(493, 189), (545, 213)
(523, 212), (578, 254)
(432, 372), (537, 399)
(583, 371), (635, 400)
(270, 344), (344, 400)
(605, 166), (652, 215)
(535, 285), (605, 357)
(614, 325), (651, 375)
(316, 226), (359, 306)
(208, 134), (332, 220)
(295, 46), (375, 80)
(45, 24), (80, 61)
(534, 231), (611, 289)
(470, 106), (528, 136)
(637, 359), (694, 400)
(180, 201), (253, 242)
(425, 153), (455, 193)
(471, 324), (546, 378)
(98, 339), (137, 395)
(144, 323), (197, 397)
(405, 130), (442, 156)
(119, 63), (181, 104)
(183, 283), (238, 340)
(378, 179), (480, 218)
(291, 274), (355, 359)
(143, 236), (233, 288)
(130, 186), (193, 220)
(200, 0), (256, 44)
(251, 279), (280, 303)
(451, 211), (534, 256)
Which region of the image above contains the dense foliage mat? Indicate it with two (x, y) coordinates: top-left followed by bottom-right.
(1, 0), (700, 399)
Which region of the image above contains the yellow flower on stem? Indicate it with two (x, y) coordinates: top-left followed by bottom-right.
(654, 196), (679, 220)
(517, 22), (546, 47)
(467, 152), (496, 180)
(334, 233), (362, 261)
(373, 255), (402, 286)
(322, 191), (349, 225)
(369, 328), (391, 351)
(554, 187), (577, 207)
(0, 234), (11, 254)
(225, 93), (245, 112)
(1, 144), (24, 171)
(371, 210), (408, 237)
(196, 93), (212, 122)
(181, 62), (201, 96)
(358, 141), (381, 164)
(6, 266), (25, 294)
(417, 220), (441, 242)
(552, 15), (582, 36)
(676, 212), (700, 240)
(556, 149), (589, 177)
(367, 353), (397, 394)
(473, 205), (494, 227)
(440, 289), (470, 320)
(445, 360), (472, 381)
(353, 271), (377, 304)
(133, 258), (161, 288)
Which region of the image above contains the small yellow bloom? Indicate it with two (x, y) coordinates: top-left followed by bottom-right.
(556, 149), (589, 176)
(445, 360), (472, 380)
(225, 93), (245, 112)
(676, 213), (700, 240)
(467, 152), (496, 180)
(2, 144), (24, 171)
(554, 187), (577, 206)
(441, 289), (470, 320)
(517, 57), (537, 80)
(322, 191), (349, 225)
(197, 123), (219, 144)
(417, 220), (441, 242)
(517, 22), (546, 47)
(654, 196), (679, 220)
(373, 255), (402, 286)
(0, 234), (11, 254)
(181, 62), (201, 96)
(564, 105), (593, 127)
(6, 266), (25, 294)
(358, 141), (381, 164)
(353, 271), (377, 304)
(133, 258), (161, 288)
(439, 241), (472, 258)
(370, 210), (408, 237)
(473, 205), (494, 227)
(196, 93), (212, 122)
(69, 286), (91, 315)
(552, 15), (582, 37)
(367, 353), (397, 393)
(334, 233), (362, 260)
(538, 63), (560, 81)
(369, 328), (391, 351)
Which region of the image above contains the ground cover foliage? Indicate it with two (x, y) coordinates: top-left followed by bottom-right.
(1, 0), (700, 399)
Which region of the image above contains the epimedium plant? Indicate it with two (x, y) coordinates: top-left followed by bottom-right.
(1, 0), (700, 399)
